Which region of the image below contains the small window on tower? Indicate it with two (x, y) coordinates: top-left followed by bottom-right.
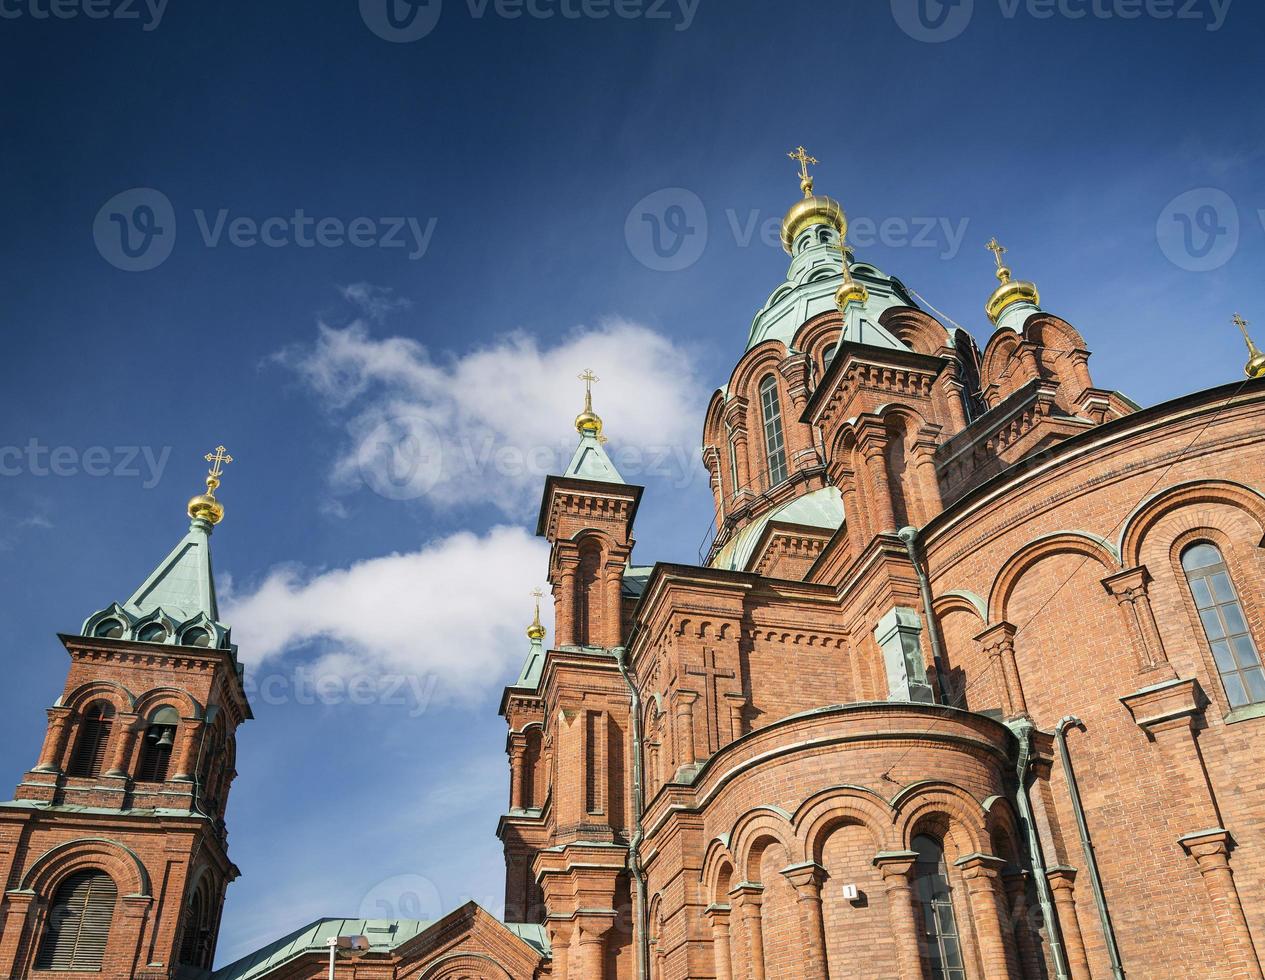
(67, 702), (115, 778)
(137, 622), (169, 643)
(35, 870), (117, 971)
(759, 375), (788, 488)
(136, 706), (179, 783)
(93, 618), (124, 639)
(181, 626), (212, 647)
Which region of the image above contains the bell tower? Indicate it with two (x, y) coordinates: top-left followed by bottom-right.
(0, 448), (252, 980)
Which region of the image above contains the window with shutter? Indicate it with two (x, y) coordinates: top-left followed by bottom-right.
(34, 870), (117, 971)
(136, 706), (179, 783)
(67, 703), (114, 778)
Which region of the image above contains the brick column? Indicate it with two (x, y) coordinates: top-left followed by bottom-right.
(0, 890), (36, 977)
(975, 622), (1026, 717)
(575, 915), (614, 979)
(546, 918), (573, 980)
(939, 363), (969, 432)
(34, 706), (74, 773)
(729, 882), (766, 980)
(781, 862), (829, 980)
(1102, 566), (1174, 674)
(1002, 867), (1042, 980)
(674, 691), (698, 770)
(603, 563), (623, 647)
(910, 435), (943, 525)
(835, 466), (868, 552)
(703, 904), (733, 980)
(508, 737), (527, 811)
(105, 712), (141, 778)
(873, 851), (922, 980)
(172, 718), (203, 781)
(859, 433), (897, 534)
(1181, 830), (1264, 980)
(955, 853), (1015, 980)
(1045, 866), (1092, 980)
(555, 562), (578, 648)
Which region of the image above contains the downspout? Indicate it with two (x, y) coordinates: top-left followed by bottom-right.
(616, 646), (650, 980)
(1056, 716), (1126, 980)
(1007, 717), (1070, 980)
(897, 525), (951, 704)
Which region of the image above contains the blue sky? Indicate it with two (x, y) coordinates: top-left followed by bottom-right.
(1, 0), (1264, 966)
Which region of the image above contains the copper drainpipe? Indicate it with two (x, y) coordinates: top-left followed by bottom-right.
(898, 526), (951, 703)
(1056, 716), (1126, 979)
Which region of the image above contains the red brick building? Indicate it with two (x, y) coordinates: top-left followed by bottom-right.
(5, 160), (1265, 979)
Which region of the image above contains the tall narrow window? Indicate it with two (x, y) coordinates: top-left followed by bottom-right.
(1182, 543), (1265, 707)
(136, 707), (179, 783)
(912, 835), (966, 980)
(728, 436), (740, 495)
(821, 342), (837, 373)
(67, 702), (114, 778)
(758, 375), (788, 488)
(35, 870), (117, 970)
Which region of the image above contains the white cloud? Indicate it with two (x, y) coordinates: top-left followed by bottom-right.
(338, 282), (413, 321)
(222, 525), (551, 703)
(275, 316), (708, 514)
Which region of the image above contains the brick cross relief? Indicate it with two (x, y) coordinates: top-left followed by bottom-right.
(685, 648), (736, 754)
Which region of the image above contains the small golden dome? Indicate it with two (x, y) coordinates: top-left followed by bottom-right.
(986, 279), (1041, 325)
(781, 191), (847, 255)
(575, 409), (603, 438)
(187, 493), (224, 525)
(527, 589), (547, 641)
(835, 278), (869, 309)
(1246, 348), (1265, 380)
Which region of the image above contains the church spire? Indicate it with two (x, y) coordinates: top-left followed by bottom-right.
(81, 446), (234, 649)
(984, 237), (1042, 330)
(1233, 313), (1265, 379)
(514, 589), (548, 688)
(780, 145), (846, 255)
(563, 369), (625, 483)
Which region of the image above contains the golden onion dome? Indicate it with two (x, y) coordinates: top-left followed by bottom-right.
(835, 276), (869, 310)
(1246, 348), (1265, 380)
(984, 239), (1040, 325)
(781, 188), (847, 255)
(187, 492), (224, 525)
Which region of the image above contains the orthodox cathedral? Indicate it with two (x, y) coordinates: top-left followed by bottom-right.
(3, 150), (1265, 980)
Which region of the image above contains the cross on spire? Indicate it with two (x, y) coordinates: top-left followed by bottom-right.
(203, 445), (232, 495)
(1234, 312), (1251, 338)
(788, 145), (819, 197)
(986, 237), (1012, 284)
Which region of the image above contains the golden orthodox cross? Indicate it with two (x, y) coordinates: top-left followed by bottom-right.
(203, 445), (232, 493)
(1233, 313), (1251, 339)
(986, 237), (1007, 268)
(788, 145), (818, 185)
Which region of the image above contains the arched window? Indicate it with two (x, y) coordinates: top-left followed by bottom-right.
(728, 436), (740, 495)
(35, 870), (117, 970)
(67, 702), (114, 778)
(912, 835), (965, 980)
(821, 342), (837, 374)
(1182, 543), (1265, 707)
(758, 375), (788, 488)
(136, 707), (179, 783)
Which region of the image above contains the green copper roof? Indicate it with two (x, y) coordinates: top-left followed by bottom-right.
(711, 486), (844, 573)
(622, 565), (654, 598)
(513, 634), (546, 689)
(80, 515), (233, 651)
(211, 914), (549, 980)
(563, 431), (625, 483)
(124, 518), (219, 623)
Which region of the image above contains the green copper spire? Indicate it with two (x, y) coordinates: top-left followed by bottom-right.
(564, 369), (625, 483)
(514, 591), (548, 689)
(81, 448), (234, 651)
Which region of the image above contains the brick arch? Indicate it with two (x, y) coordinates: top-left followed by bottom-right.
(700, 838), (737, 904)
(728, 806), (800, 882)
(703, 388), (727, 448)
(989, 531), (1120, 622)
(1120, 479), (1265, 568)
(982, 796), (1024, 863)
(1024, 312), (1086, 353)
(415, 953), (513, 979)
(892, 781), (986, 861)
(790, 310), (845, 368)
(879, 306), (952, 357)
(727, 339), (788, 400)
(59, 679), (136, 714)
(932, 590), (987, 622)
(981, 329), (1022, 390)
(793, 785), (896, 862)
(134, 687), (204, 721)
(21, 837), (152, 899)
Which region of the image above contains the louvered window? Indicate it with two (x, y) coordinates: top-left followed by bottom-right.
(179, 890), (205, 966)
(34, 870), (116, 970)
(67, 703), (114, 778)
(136, 707), (179, 783)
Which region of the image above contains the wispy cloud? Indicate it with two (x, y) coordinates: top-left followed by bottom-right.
(273, 310), (708, 515)
(338, 282), (413, 321)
